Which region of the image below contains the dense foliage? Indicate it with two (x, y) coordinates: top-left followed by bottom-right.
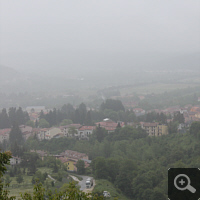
(23, 122), (200, 199)
(0, 107), (30, 129)
(0, 150), (109, 199)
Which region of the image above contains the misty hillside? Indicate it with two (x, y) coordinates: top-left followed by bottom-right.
(0, 65), (20, 81)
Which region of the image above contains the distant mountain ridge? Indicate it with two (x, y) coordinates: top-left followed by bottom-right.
(0, 65), (20, 78)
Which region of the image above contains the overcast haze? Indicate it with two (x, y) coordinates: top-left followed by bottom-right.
(0, 0), (200, 73)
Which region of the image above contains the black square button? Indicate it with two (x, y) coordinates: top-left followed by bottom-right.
(168, 168), (200, 200)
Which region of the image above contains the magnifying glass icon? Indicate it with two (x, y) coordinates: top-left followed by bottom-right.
(174, 174), (196, 193)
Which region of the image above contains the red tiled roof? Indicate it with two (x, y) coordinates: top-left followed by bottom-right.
(0, 129), (11, 135)
(95, 121), (125, 131)
(190, 107), (200, 112)
(60, 150), (88, 160)
(58, 157), (77, 163)
(79, 126), (95, 131)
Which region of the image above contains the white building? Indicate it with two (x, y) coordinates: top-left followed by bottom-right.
(10, 157), (22, 165)
(60, 124), (82, 137)
(0, 129), (10, 143)
(78, 126), (95, 138)
(37, 127), (62, 140)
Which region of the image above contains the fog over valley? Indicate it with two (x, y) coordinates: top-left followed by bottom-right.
(1, 1), (200, 200)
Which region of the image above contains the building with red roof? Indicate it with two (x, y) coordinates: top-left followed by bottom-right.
(0, 128), (11, 143)
(95, 118), (124, 133)
(78, 126), (96, 138)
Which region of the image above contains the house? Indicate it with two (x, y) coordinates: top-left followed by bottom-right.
(22, 131), (32, 141)
(78, 126), (96, 138)
(37, 128), (49, 141)
(59, 157), (77, 172)
(60, 124), (82, 137)
(0, 129), (11, 143)
(37, 127), (62, 140)
(140, 122), (168, 136)
(133, 108), (145, 117)
(157, 124), (168, 136)
(60, 150), (88, 160)
(29, 112), (40, 122)
(45, 127), (62, 140)
(10, 156), (22, 165)
(95, 118), (125, 133)
(19, 125), (33, 133)
(140, 122), (159, 136)
(19, 125), (33, 141)
(195, 113), (200, 119)
(30, 150), (48, 160)
(162, 106), (180, 115)
(190, 107), (200, 113)
(178, 123), (187, 134)
(58, 150), (89, 172)
(179, 108), (188, 114)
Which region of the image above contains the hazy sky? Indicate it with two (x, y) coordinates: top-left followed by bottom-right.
(0, 0), (200, 72)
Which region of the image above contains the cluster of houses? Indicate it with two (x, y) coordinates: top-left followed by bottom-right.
(0, 119), (125, 143)
(31, 149), (91, 172)
(9, 149), (91, 173)
(35, 118), (125, 141)
(0, 125), (33, 143)
(1, 105), (200, 144)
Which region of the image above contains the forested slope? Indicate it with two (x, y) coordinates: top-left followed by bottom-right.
(26, 124), (200, 200)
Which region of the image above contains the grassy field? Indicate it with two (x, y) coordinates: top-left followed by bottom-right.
(93, 179), (129, 200)
(8, 174), (33, 198)
(8, 167), (72, 199)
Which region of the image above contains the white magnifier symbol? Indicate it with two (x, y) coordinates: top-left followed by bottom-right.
(174, 174), (196, 193)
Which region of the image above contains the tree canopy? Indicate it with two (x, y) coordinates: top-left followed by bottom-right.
(100, 99), (125, 112)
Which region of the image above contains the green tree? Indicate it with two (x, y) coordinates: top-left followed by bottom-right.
(4, 175), (12, 186)
(21, 152), (39, 175)
(16, 107), (26, 125)
(168, 121), (178, 134)
(76, 160), (85, 175)
(190, 121), (200, 137)
(39, 110), (45, 119)
(94, 125), (106, 143)
(0, 150), (15, 199)
(9, 122), (23, 145)
(60, 119), (73, 126)
(106, 158), (119, 182)
(0, 108), (10, 129)
(173, 111), (184, 123)
(26, 120), (35, 128)
(93, 157), (108, 179)
(85, 111), (93, 125)
(39, 118), (50, 128)
(100, 99), (125, 112)
(35, 119), (39, 128)
(16, 174), (23, 184)
(78, 103), (87, 124)
(0, 151), (105, 200)
(8, 107), (16, 126)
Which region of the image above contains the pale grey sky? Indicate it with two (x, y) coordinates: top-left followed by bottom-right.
(0, 0), (200, 72)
